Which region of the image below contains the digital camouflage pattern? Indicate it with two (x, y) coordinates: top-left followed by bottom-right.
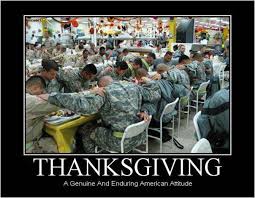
(48, 81), (160, 153)
(164, 67), (190, 89)
(186, 61), (207, 89)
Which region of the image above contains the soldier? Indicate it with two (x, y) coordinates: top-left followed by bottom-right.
(203, 59), (214, 80)
(26, 76), (59, 153)
(164, 55), (191, 90)
(187, 52), (207, 89)
(141, 52), (156, 71)
(197, 88), (230, 154)
(173, 44), (186, 59)
(56, 63), (97, 93)
(74, 49), (90, 68)
(43, 32), (55, 53)
(123, 57), (143, 80)
(39, 59), (61, 93)
(153, 51), (177, 71)
(39, 76), (160, 153)
(98, 61), (129, 81)
(89, 46), (106, 64)
(51, 43), (62, 57)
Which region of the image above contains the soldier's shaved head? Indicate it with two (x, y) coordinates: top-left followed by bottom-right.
(98, 76), (113, 87)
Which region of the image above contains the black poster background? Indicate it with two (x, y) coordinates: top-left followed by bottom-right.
(1, 1), (254, 197)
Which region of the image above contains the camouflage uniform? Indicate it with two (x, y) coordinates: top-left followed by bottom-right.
(203, 59), (214, 80)
(48, 81), (160, 153)
(165, 67), (190, 89)
(26, 93), (60, 153)
(52, 48), (61, 57)
(98, 69), (124, 81)
(45, 79), (63, 93)
(89, 54), (106, 64)
(186, 61), (207, 89)
(56, 68), (91, 93)
(74, 57), (90, 68)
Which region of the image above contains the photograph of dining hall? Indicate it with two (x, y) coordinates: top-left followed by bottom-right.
(25, 16), (230, 154)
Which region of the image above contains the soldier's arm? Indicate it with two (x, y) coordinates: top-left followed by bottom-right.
(138, 81), (161, 103)
(47, 92), (104, 115)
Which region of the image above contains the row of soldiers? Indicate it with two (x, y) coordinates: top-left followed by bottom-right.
(25, 41), (219, 153)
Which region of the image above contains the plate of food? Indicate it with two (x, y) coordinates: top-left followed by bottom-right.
(45, 110), (80, 125)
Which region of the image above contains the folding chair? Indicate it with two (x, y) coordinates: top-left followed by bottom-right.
(190, 80), (210, 113)
(193, 111), (202, 140)
(219, 64), (227, 89)
(148, 98), (179, 153)
(191, 138), (212, 153)
(177, 87), (194, 137)
(95, 116), (152, 153)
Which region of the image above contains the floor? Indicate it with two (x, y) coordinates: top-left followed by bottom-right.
(147, 80), (229, 154)
(147, 110), (198, 154)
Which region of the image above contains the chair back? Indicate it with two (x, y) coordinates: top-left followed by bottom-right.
(193, 111), (202, 140)
(197, 80), (210, 96)
(180, 87), (193, 106)
(161, 98), (179, 117)
(123, 115), (152, 139)
(191, 138), (212, 153)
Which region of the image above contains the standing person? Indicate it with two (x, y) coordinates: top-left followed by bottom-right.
(106, 34), (114, 49)
(159, 32), (168, 48)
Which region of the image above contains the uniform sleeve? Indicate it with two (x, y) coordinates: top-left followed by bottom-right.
(138, 81), (161, 103)
(48, 92), (104, 115)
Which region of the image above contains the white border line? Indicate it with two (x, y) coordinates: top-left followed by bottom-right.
(24, 15), (232, 156)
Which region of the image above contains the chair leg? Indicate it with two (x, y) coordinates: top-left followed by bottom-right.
(146, 129), (148, 153)
(160, 121), (163, 153)
(196, 94), (199, 113)
(172, 116), (175, 146)
(186, 101), (190, 128)
(178, 102), (181, 137)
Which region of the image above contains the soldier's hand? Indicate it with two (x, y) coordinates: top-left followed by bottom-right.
(104, 66), (113, 73)
(137, 111), (150, 122)
(90, 87), (105, 97)
(37, 93), (49, 101)
(152, 73), (161, 80)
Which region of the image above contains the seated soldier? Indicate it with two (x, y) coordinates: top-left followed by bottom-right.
(187, 52), (207, 89)
(38, 76), (160, 153)
(134, 68), (185, 145)
(141, 52), (156, 71)
(97, 61), (129, 81)
(197, 88), (230, 154)
(163, 55), (191, 90)
(26, 76), (59, 153)
(123, 57), (143, 80)
(40, 59), (61, 93)
(56, 64), (98, 93)
(74, 49), (90, 68)
(153, 51), (176, 71)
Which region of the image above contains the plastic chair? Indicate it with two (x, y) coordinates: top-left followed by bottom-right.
(95, 116), (152, 153)
(193, 111), (202, 140)
(148, 98), (179, 153)
(191, 138), (212, 153)
(219, 64), (227, 89)
(190, 80), (210, 113)
(177, 87), (194, 137)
